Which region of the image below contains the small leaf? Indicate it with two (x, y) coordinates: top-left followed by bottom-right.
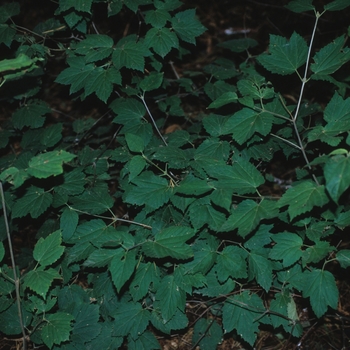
(257, 32), (308, 75)
(285, 0), (315, 12)
(208, 91), (238, 108)
(303, 269), (338, 317)
(324, 154), (350, 203)
(41, 312), (74, 348)
(28, 150), (76, 178)
(128, 155), (147, 181)
(60, 208), (79, 241)
(278, 181), (329, 220)
(34, 230), (65, 267)
(336, 249), (350, 268)
(269, 232), (303, 267)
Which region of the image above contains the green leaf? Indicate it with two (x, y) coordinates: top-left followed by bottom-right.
(223, 291), (265, 346)
(125, 133), (145, 153)
(110, 98), (146, 125)
(208, 91), (238, 108)
(140, 72), (164, 91)
(24, 268), (61, 298)
(142, 226), (194, 260)
(12, 100), (50, 129)
(125, 171), (172, 209)
(56, 169), (85, 196)
(40, 123), (62, 148)
(303, 269), (338, 317)
(324, 154), (350, 203)
(0, 303), (32, 335)
(269, 232), (303, 267)
(75, 34), (114, 62)
(56, 0), (93, 13)
(41, 312), (73, 347)
(202, 114), (230, 137)
(192, 319), (223, 350)
(302, 240), (333, 265)
(336, 249), (350, 268)
(145, 27), (179, 58)
(224, 108), (274, 144)
(0, 242), (4, 263)
(218, 38), (258, 52)
(145, 8), (170, 28)
(113, 37), (150, 71)
(248, 249), (273, 291)
(0, 3), (20, 23)
(128, 330), (161, 350)
(324, 0), (350, 11)
(278, 181), (329, 220)
(109, 249), (136, 292)
(130, 262), (160, 301)
(12, 186), (53, 219)
(171, 9), (206, 44)
(311, 35), (350, 75)
(83, 248), (116, 267)
(221, 199), (278, 237)
(60, 207), (79, 241)
(285, 0), (315, 12)
(28, 150), (76, 178)
(156, 275), (186, 321)
(34, 230), (65, 267)
(257, 32), (308, 75)
(113, 302), (150, 338)
(127, 155), (147, 181)
(176, 174), (214, 196)
(217, 246), (248, 281)
(83, 66), (122, 102)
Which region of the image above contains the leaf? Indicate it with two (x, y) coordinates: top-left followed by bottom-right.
(40, 123), (62, 148)
(278, 181), (329, 220)
(41, 312), (74, 348)
(56, 169), (85, 196)
(324, 154), (350, 203)
(303, 269), (338, 317)
(34, 230), (65, 267)
(0, 3), (20, 23)
(171, 9), (206, 44)
(110, 98), (146, 125)
(60, 207), (79, 241)
(127, 155), (147, 181)
(56, 0), (93, 13)
(145, 27), (179, 58)
(130, 262), (160, 301)
(150, 308), (188, 334)
(176, 174), (214, 196)
(257, 32), (308, 75)
(128, 330), (161, 350)
(125, 171), (172, 209)
(217, 246), (248, 281)
(311, 35), (350, 75)
(302, 240), (333, 265)
(83, 248), (116, 267)
(0, 242), (4, 263)
(125, 133), (145, 153)
(28, 150), (76, 178)
(223, 108), (274, 144)
(140, 72), (164, 91)
(23, 268), (61, 298)
(192, 319), (223, 350)
(109, 249), (136, 292)
(223, 291), (265, 346)
(75, 34), (114, 62)
(248, 249), (273, 291)
(113, 302), (150, 339)
(202, 114), (230, 137)
(113, 37), (150, 71)
(336, 249), (350, 268)
(142, 226), (194, 260)
(221, 199), (278, 237)
(12, 100), (50, 129)
(145, 8), (171, 28)
(156, 275), (186, 321)
(11, 186), (53, 219)
(218, 38), (258, 52)
(285, 0), (315, 12)
(324, 0), (350, 11)
(269, 232), (303, 267)
(208, 91), (238, 108)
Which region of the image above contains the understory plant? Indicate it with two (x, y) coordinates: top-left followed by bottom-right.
(1, 0), (350, 349)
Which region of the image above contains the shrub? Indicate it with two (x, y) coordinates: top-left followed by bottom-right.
(1, 0), (350, 349)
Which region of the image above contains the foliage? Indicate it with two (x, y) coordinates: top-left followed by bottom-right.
(0, 0), (350, 349)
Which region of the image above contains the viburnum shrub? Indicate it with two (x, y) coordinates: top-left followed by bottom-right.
(1, 0), (350, 349)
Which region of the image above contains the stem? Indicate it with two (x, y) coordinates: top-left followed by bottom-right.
(0, 182), (27, 350)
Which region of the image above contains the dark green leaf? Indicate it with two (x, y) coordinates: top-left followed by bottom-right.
(145, 27), (179, 58)
(324, 0), (350, 11)
(248, 249), (273, 291)
(193, 319), (223, 350)
(110, 249), (136, 292)
(23, 268), (60, 298)
(285, 0), (314, 12)
(336, 249), (350, 268)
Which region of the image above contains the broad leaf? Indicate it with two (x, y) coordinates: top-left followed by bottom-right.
(248, 249), (273, 291)
(217, 246), (248, 281)
(145, 27), (179, 58)
(12, 100), (50, 129)
(60, 207), (79, 241)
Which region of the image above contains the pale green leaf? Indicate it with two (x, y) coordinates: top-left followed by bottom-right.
(11, 186), (53, 219)
(156, 275), (186, 321)
(110, 249), (136, 292)
(303, 269), (338, 317)
(28, 150), (76, 178)
(311, 35), (350, 75)
(324, 154), (350, 203)
(221, 199), (278, 237)
(285, 0), (315, 12)
(269, 232), (303, 267)
(41, 312), (74, 348)
(336, 249), (350, 268)
(171, 9), (206, 44)
(24, 268), (60, 298)
(223, 291), (265, 346)
(142, 226), (194, 260)
(224, 108), (274, 144)
(34, 230), (65, 267)
(257, 32), (308, 75)
(278, 181), (329, 220)
(145, 27), (179, 58)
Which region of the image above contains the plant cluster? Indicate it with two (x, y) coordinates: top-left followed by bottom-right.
(1, 0), (350, 349)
